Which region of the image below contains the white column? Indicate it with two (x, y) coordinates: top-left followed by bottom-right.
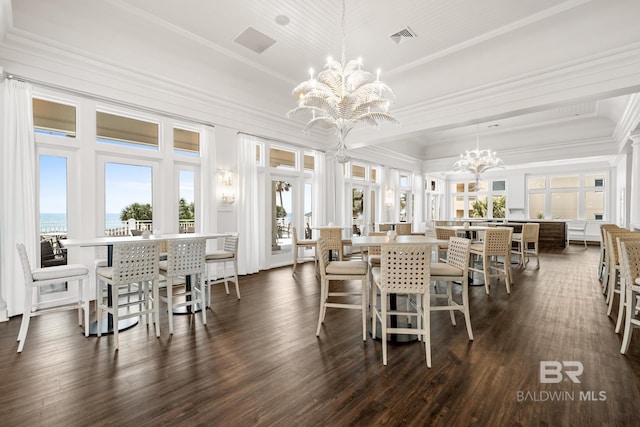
(630, 132), (640, 229)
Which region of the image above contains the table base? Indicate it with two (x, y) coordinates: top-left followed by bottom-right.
(87, 317), (139, 336)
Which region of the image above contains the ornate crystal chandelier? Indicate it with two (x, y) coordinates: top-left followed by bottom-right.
(287, 0), (399, 163)
(453, 126), (503, 190)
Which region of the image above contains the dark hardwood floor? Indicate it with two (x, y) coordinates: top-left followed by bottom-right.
(1, 245), (640, 426)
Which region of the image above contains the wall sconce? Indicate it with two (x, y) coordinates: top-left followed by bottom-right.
(219, 170), (235, 205)
(384, 188), (394, 208)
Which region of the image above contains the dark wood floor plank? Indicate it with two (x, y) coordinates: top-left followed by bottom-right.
(1, 246), (640, 426)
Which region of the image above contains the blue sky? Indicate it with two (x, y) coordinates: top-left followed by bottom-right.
(40, 155), (194, 215)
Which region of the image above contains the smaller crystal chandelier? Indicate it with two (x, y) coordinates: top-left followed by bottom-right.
(287, 0), (399, 163)
(453, 125), (503, 191)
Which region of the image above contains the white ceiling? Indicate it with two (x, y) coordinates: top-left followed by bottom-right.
(3, 0), (640, 171)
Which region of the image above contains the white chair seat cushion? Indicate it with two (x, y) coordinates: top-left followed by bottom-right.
(368, 254), (381, 266)
(96, 266), (113, 279)
(297, 239), (316, 246)
(430, 262), (463, 278)
(469, 243), (484, 253)
(158, 260), (168, 272)
(33, 264), (89, 281)
(326, 260), (368, 275)
(205, 250), (234, 260)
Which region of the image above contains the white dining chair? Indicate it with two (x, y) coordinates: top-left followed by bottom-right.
(96, 240), (160, 350)
(316, 237), (369, 340)
(371, 243), (431, 366)
(15, 242), (90, 352)
(619, 240), (640, 354)
(204, 233), (240, 304)
(430, 237), (474, 340)
(159, 237), (207, 334)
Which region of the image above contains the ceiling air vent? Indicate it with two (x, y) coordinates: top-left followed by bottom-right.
(233, 26), (276, 54)
(390, 26), (417, 45)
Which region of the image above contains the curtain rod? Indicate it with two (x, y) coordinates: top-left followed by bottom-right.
(4, 72), (217, 128)
(237, 131), (327, 153)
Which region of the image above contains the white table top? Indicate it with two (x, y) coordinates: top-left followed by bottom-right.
(312, 225), (348, 230)
(435, 225), (493, 231)
(350, 235), (448, 247)
(61, 232), (228, 248)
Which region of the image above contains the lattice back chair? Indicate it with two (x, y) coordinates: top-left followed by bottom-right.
(292, 226), (317, 275)
(435, 227), (457, 261)
(619, 241), (640, 354)
(469, 228), (513, 295)
(395, 223), (412, 235)
(371, 243), (431, 366)
(604, 230), (638, 308)
(366, 232), (387, 267)
(512, 223), (540, 269)
(608, 232), (640, 333)
(430, 237), (474, 341)
(316, 238), (369, 341)
(159, 237), (207, 334)
(378, 224), (393, 232)
(204, 233), (240, 305)
(600, 224), (620, 283)
(15, 243), (90, 352)
(319, 227), (344, 261)
(96, 240), (160, 350)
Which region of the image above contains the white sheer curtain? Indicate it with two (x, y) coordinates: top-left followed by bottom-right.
(313, 151), (326, 230)
(1, 79), (37, 317)
(324, 156), (345, 225)
(237, 134), (260, 275)
(200, 126), (217, 238)
(412, 172), (425, 232)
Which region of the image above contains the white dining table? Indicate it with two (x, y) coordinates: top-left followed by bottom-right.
(61, 232), (228, 334)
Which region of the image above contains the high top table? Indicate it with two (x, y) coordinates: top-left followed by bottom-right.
(62, 232), (227, 335)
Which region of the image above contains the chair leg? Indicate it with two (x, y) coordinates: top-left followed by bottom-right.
(153, 279), (160, 338)
(423, 293), (431, 368)
(615, 278), (626, 333)
(199, 276), (207, 326)
(112, 284), (120, 351)
(382, 292), (388, 366)
(233, 260), (240, 299)
(621, 287), (634, 354)
(361, 278), (367, 341)
(167, 279), (174, 335)
(446, 282), (456, 326)
(316, 279), (327, 336)
(607, 273), (618, 316)
(292, 246), (298, 276)
(372, 284), (378, 338)
(483, 256), (491, 295)
(462, 280), (474, 340)
(17, 288), (33, 352)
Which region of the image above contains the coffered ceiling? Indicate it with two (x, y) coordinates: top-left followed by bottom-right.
(2, 0), (640, 171)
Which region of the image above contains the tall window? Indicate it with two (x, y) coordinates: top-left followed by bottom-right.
(527, 173), (607, 220)
(105, 163), (153, 235)
(179, 170), (195, 233)
(451, 180), (506, 219)
(272, 179), (293, 254)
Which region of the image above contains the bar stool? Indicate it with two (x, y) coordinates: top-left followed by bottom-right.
(371, 243), (431, 366)
(469, 228), (513, 295)
(316, 237), (369, 340)
(292, 226), (316, 275)
(204, 233), (240, 304)
(96, 240), (160, 350)
(15, 243), (90, 352)
(159, 237), (207, 335)
(512, 223), (540, 269)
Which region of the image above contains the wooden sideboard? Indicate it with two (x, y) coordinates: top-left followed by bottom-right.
(497, 220), (567, 249)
